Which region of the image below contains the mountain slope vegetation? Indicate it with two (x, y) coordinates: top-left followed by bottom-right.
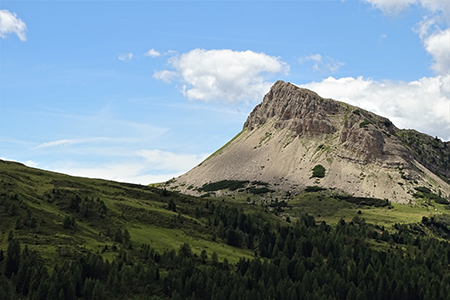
(3, 160), (450, 299)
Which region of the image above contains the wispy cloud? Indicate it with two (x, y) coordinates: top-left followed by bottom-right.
(117, 53), (134, 62)
(153, 70), (178, 83)
(144, 48), (160, 57)
(300, 54), (344, 74)
(137, 149), (209, 172)
(33, 139), (81, 149)
(0, 9), (27, 41)
(32, 137), (116, 150)
(45, 149), (209, 184)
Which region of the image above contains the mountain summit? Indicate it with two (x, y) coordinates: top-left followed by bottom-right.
(167, 81), (450, 203)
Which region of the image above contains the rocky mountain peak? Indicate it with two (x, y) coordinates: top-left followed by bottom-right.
(244, 81), (342, 136)
(167, 80), (450, 204)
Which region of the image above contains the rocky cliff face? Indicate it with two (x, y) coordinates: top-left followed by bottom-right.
(167, 81), (450, 203)
(244, 81), (341, 136)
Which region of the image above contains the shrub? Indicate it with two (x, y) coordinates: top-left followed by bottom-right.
(311, 165), (326, 178)
(413, 186), (449, 205)
(200, 180), (249, 192)
(359, 120), (371, 128)
(249, 187), (273, 195)
(305, 186), (327, 192)
(335, 195), (389, 207)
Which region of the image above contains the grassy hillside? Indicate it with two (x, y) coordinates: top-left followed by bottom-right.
(0, 160), (264, 265)
(4, 160), (450, 299)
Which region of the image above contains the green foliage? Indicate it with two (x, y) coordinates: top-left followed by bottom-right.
(311, 164), (326, 178)
(167, 199), (177, 212)
(335, 195), (390, 207)
(63, 216), (76, 229)
(413, 186), (449, 204)
(397, 130), (450, 182)
(200, 180), (249, 192)
(3, 213), (450, 300)
(359, 119), (371, 128)
(305, 186), (327, 192)
(4, 158), (450, 299)
(382, 118), (392, 127)
(248, 187), (274, 194)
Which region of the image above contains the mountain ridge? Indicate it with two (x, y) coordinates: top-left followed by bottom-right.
(167, 80), (450, 204)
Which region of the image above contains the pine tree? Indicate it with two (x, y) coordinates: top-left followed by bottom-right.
(58, 288), (65, 300)
(114, 228), (123, 243)
(5, 239), (21, 278)
(91, 280), (104, 300)
(123, 229), (131, 243)
(0, 273), (15, 300)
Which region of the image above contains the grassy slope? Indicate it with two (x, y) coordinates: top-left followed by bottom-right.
(287, 191), (446, 227)
(2, 159), (449, 268)
(0, 160), (254, 264)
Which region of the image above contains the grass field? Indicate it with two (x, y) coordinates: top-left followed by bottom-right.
(287, 191), (447, 227)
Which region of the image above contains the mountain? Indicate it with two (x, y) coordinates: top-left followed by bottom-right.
(167, 80), (450, 204)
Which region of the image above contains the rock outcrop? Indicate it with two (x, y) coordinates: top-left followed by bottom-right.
(244, 81), (340, 136)
(166, 81), (450, 204)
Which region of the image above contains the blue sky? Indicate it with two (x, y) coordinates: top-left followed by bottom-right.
(1, 0), (449, 183)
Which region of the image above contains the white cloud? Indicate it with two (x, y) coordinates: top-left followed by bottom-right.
(118, 53), (134, 62)
(423, 28), (450, 75)
(363, 0), (449, 15)
(0, 10), (27, 41)
(48, 149), (209, 184)
(301, 75), (450, 140)
(34, 139), (81, 149)
(137, 149), (209, 172)
(33, 137), (114, 150)
(153, 70), (178, 83)
(144, 48), (160, 57)
(300, 54), (344, 74)
(154, 48), (290, 102)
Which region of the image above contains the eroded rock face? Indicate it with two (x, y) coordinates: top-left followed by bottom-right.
(339, 120), (385, 160)
(244, 81), (342, 136)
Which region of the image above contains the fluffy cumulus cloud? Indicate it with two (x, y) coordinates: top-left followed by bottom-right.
(144, 48), (160, 57)
(154, 49), (289, 102)
(422, 27), (450, 75)
(300, 54), (344, 74)
(0, 10), (27, 41)
(301, 75), (450, 140)
(118, 53), (134, 62)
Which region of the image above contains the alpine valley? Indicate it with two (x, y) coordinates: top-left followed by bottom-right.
(1, 81), (450, 300)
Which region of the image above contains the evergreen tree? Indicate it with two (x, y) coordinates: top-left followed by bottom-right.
(0, 273), (15, 300)
(114, 228), (123, 243)
(5, 239), (21, 278)
(123, 229), (131, 243)
(91, 280), (104, 300)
